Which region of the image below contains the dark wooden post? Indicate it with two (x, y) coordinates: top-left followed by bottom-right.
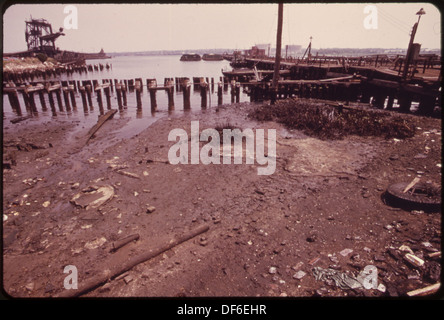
(80, 86), (88, 113)
(55, 88), (64, 112)
(85, 84), (93, 109)
(217, 82), (223, 105)
(200, 81), (208, 108)
(235, 82), (240, 103)
(103, 85), (111, 110)
(122, 83), (127, 107)
(95, 86), (104, 114)
(181, 78), (191, 110)
(135, 80), (142, 110)
(38, 90), (47, 111)
(166, 80), (174, 110)
(386, 95), (395, 110)
(271, 3), (284, 104)
(230, 80), (236, 103)
(115, 82), (123, 111)
(69, 85), (77, 109)
(148, 79), (157, 111)
(63, 88), (71, 111)
(47, 91), (56, 115)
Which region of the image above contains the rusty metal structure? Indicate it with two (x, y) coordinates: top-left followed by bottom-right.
(25, 17), (65, 57)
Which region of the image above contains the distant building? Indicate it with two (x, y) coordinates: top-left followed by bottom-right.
(245, 46), (266, 58)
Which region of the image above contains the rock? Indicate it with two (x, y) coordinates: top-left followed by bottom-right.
(123, 275), (133, 284)
(399, 244), (414, 254)
(268, 266), (277, 274)
(25, 282), (35, 291)
(71, 182), (80, 189)
(424, 261), (441, 282)
(374, 254), (385, 262)
(199, 237), (208, 246)
(292, 270), (307, 280)
(146, 206), (156, 214)
(42, 201), (50, 208)
(84, 237), (107, 250)
(339, 248), (353, 257)
(328, 254), (339, 264)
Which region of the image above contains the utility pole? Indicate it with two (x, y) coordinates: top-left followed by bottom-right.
(272, 3), (284, 91)
(402, 8), (426, 80)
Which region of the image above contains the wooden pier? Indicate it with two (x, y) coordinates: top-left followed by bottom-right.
(3, 53), (441, 120)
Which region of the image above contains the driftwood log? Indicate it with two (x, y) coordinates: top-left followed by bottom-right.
(55, 224), (209, 298)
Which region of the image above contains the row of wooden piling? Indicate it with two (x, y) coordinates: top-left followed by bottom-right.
(3, 76), (244, 117)
(3, 62), (112, 83)
(246, 78), (438, 115)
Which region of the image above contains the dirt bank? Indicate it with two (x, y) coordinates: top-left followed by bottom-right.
(2, 99), (441, 298)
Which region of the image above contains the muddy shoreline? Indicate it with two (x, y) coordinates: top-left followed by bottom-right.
(2, 100), (441, 298)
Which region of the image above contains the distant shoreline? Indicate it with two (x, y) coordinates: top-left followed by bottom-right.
(107, 47), (440, 58)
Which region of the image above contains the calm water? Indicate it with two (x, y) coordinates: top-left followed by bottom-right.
(3, 55), (250, 137)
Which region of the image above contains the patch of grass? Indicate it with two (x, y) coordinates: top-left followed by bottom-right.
(249, 99), (416, 140)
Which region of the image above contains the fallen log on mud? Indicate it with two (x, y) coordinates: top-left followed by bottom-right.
(55, 224), (210, 298)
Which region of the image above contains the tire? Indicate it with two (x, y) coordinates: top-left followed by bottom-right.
(383, 182), (441, 212)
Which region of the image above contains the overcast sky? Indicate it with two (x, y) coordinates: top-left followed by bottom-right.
(3, 3), (441, 53)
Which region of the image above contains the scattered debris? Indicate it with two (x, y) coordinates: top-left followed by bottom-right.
(70, 184), (115, 210)
(55, 224), (209, 298)
(403, 253), (425, 268)
(384, 181), (441, 212)
(84, 237), (107, 250)
(110, 234), (140, 252)
(339, 248), (353, 257)
(10, 115), (32, 124)
(312, 267), (363, 290)
(116, 170), (140, 179)
(406, 283), (441, 297)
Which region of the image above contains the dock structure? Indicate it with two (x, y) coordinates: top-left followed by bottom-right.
(2, 54), (441, 120)
(221, 54), (440, 115)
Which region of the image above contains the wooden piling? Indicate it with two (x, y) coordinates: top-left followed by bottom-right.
(122, 84), (127, 107)
(235, 82), (240, 103)
(80, 86), (88, 113)
(95, 86), (104, 114)
(69, 85), (77, 110)
(217, 82), (223, 105)
(104, 85), (111, 110)
(115, 82), (123, 111)
(135, 80), (142, 110)
(63, 88), (71, 111)
(398, 92), (412, 113)
(55, 88), (64, 112)
(200, 82), (208, 108)
(38, 90), (47, 111)
(28, 91), (38, 113)
(181, 78), (191, 110)
(148, 79), (157, 111)
(85, 84), (93, 109)
(230, 80), (236, 103)
(166, 80), (174, 110)
(386, 95), (395, 110)
(47, 91), (57, 115)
